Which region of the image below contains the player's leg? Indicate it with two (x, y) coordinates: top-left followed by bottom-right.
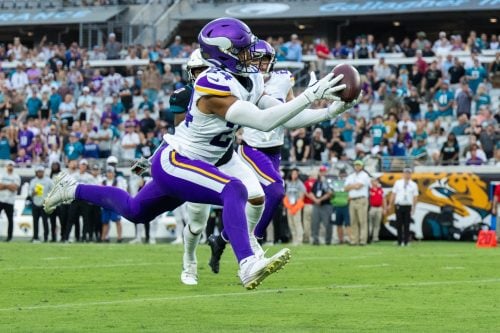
(209, 153), (267, 273)
(238, 145), (285, 240)
(181, 203), (211, 285)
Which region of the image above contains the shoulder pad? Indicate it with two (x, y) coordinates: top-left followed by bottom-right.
(194, 68), (234, 97)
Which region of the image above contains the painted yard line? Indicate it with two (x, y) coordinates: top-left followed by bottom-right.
(1, 278), (499, 312)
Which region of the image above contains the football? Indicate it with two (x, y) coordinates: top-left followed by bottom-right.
(331, 64), (361, 103)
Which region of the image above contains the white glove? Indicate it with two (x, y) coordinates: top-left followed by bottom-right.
(302, 72), (346, 103)
(326, 92), (363, 118)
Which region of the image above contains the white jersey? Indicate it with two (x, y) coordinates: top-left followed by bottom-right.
(164, 68), (264, 165)
(241, 70), (294, 148)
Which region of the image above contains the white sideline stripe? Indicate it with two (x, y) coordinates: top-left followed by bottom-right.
(357, 263), (390, 268)
(0, 262), (172, 271)
(41, 257), (70, 261)
(442, 266), (465, 270)
(1, 278), (499, 312)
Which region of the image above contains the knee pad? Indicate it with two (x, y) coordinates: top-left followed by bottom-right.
(186, 203), (211, 234)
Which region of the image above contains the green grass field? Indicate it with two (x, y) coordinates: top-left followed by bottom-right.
(0, 241), (499, 332)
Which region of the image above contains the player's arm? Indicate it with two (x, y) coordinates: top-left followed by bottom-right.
(198, 72), (346, 132)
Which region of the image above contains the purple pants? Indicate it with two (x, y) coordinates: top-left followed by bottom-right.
(76, 144), (253, 262)
(238, 144), (285, 239)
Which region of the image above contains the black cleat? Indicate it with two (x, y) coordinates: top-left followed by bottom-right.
(208, 234), (226, 274)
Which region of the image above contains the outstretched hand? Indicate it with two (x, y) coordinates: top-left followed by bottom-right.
(303, 72), (346, 103)
(327, 92), (363, 118)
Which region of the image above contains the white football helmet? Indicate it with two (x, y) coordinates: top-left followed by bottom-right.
(187, 48), (210, 82)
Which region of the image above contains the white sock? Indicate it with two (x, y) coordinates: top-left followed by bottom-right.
(246, 201), (264, 235)
(136, 224), (144, 240)
(183, 224), (201, 264)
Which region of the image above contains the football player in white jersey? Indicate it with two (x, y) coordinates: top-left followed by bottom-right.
(43, 17), (346, 290)
(208, 40), (361, 272)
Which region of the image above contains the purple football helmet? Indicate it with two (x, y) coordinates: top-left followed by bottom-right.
(198, 17), (258, 75)
(252, 40), (276, 74)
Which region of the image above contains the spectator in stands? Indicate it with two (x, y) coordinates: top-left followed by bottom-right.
(284, 34), (302, 62)
(489, 52), (500, 88)
(355, 35), (373, 75)
(434, 80), (454, 120)
(422, 60), (442, 102)
(385, 36), (402, 53)
(82, 135), (99, 159)
(433, 31), (452, 55)
(479, 124), (497, 160)
(455, 79), (473, 118)
(448, 57), (466, 89)
(400, 37), (415, 57)
(58, 94), (77, 127)
(162, 64), (176, 94)
(474, 84), (491, 114)
(466, 58), (488, 94)
(0, 128), (11, 160)
(328, 127), (346, 161)
(11, 64), (29, 91)
(414, 31), (430, 51)
(310, 128), (326, 163)
(450, 113), (470, 136)
(101, 166), (124, 243)
(290, 128), (310, 163)
(120, 122), (140, 161)
(404, 86), (422, 121)
(465, 143), (485, 165)
(373, 57), (392, 90)
(383, 82), (403, 115)
(168, 35), (184, 58)
(26, 90), (42, 120)
(314, 38), (332, 77)
(438, 133), (460, 165)
(142, 61), (161, 103)
(105, 33), (122, 60)
(64, 132), (83, 162)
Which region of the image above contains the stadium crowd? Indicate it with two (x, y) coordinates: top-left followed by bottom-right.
(0, 28), (498, 243)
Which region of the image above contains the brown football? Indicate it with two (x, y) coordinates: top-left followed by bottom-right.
(331, 64), (361, 103)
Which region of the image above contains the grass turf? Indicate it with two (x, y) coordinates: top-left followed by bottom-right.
(0, 241), (499, 332)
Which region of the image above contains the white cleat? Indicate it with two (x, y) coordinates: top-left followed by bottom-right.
(43, 172), (77, 214)
(249, 234), (265, 258)
(181, 262), (198, 286)
(128, 238), (142, 244)
(171, 237), (183, 245)
(238, 248), (291, 290)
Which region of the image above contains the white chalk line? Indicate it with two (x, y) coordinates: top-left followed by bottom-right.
(1, 278), (499, 312)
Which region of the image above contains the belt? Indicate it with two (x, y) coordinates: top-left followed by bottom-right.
(350, 197), (367, 200)
(241, 140), (282, 155)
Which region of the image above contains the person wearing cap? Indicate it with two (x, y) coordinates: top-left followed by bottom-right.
(309, 165), (333, 245)
(330, 168), (350, 244)
(168, 35), (183, 58)
(105, 32), (121, 60)
(95, 117), (114, 159)
(106, 156), (128, 190)
(433, 79), (454, 120)
(388, 168), (419, 247)
(368, 178), (385, 243)
(344, 160), (371, 245)
(29, 166), (54, 242)
(0, 161), (20, 241)
(77, 86), (93, 121)
(283, 168), (306, 246)
(120, 121), (140, 161)
(101, 166), (124, 243)
(64, 159), (94, 242)
(64, 132), (84, 162)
